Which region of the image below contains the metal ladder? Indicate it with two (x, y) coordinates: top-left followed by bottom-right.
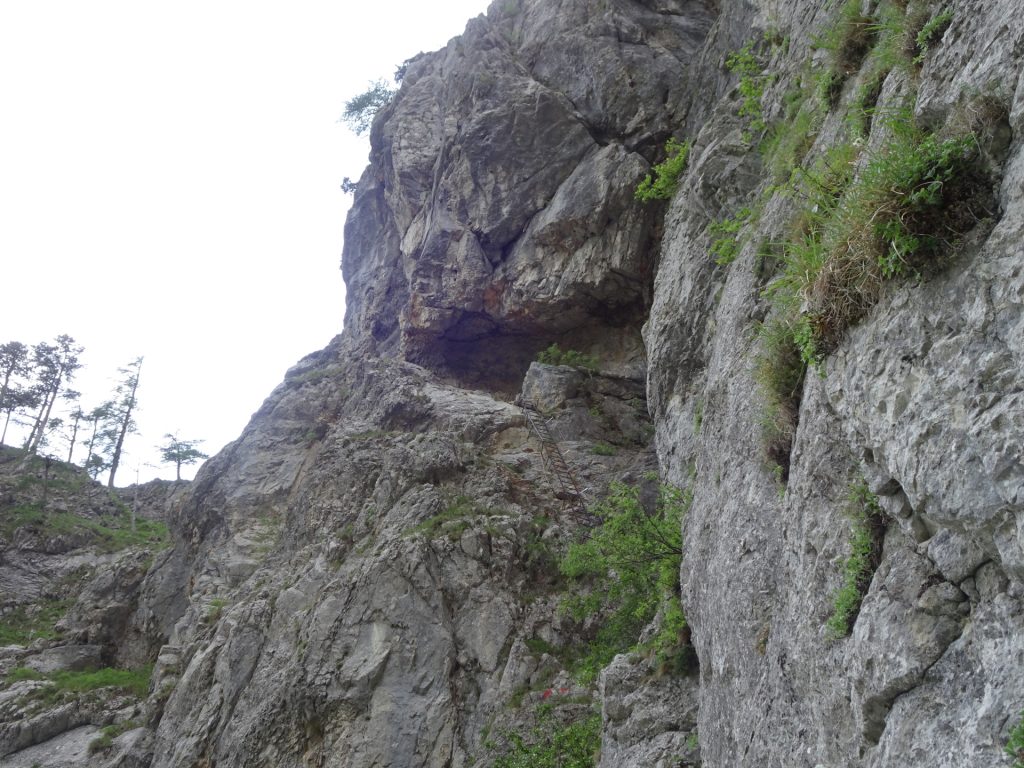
(519, 399), (598, 526)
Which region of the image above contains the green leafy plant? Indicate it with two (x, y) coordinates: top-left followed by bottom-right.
(491, 704), (600, 768)
(726, 41), (769, 139)
(536, 344), (599, 371)
(1006, 711), (1024, 768)
(709, 207), (753, 265)
(825, 482), (885, 639)
(591, 442), (616, 457)
(914, 9), (953, 63)
(561, 483), (691, 681)
(635, 138), (692, 202)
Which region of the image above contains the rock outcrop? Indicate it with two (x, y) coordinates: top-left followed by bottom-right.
(3, 0), (1022, 766)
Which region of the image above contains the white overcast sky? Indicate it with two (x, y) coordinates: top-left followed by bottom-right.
(0, 0), (490, 483)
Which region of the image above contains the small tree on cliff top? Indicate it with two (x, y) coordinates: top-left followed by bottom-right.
(159, 433), (208, 481)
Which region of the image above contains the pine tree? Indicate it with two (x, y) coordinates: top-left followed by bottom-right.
(24, 336), (83, 454)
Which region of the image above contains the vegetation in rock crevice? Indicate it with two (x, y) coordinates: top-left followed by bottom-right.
(635, 138), (692, 202)
(1007, 711), (1024, 768)
(726, 39), (771, 141)
(487, 701), (600, 768)
(749, 0), (1002, 475)
(536, 344), (599, 372)
(825, 482), (886, 638)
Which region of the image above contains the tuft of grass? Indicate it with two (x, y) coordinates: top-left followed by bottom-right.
(825, 483), (885, 639)
(4, 666), (46, 685)
(635, 138), (692, 202)
(591, 442), (616, 457)
(88, 720), (139, 755)
(814, 0), (877, 106)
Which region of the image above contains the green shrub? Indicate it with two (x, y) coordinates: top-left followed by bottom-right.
(536, 344), (599, 371)
(1006, 711), (1024, 768)
(635, 138), (692, 202)
(591, 443), (616, 457)
(561, 483), (690, 682)
(492, 705), (600, 768)
(825, 483), (884, 638)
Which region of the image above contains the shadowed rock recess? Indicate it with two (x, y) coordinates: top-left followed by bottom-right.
(2, 0), (1023, 765)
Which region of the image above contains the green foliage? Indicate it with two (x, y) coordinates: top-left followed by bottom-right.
(48, 667), (152, 697)
(0, 503), (169, 553)
(634, 138), (692, 202)
(825, 482), (883, 639)
(4, 666), (45, 684)
(561, 483), (689, 682)
(709, 207), (753, 265)
(536, 344), (599, 371)
(726, 41), (769, 139)
(591, 442), (616, 457)
(914, 9), (953, 63)
(340, 79), (395, 135)
(1006, 711), (1024, 768)
(492, 706), (600, 768)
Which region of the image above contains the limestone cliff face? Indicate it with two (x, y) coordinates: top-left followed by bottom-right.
(3, 0), (1022, 766)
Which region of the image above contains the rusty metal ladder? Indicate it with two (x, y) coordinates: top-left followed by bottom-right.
(520, 399), (598, 526)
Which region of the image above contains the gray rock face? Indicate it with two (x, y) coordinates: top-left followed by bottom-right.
(641, 0), (1024, 765)
(343, 0), (714, 389)
(141, 350), (659, 767)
